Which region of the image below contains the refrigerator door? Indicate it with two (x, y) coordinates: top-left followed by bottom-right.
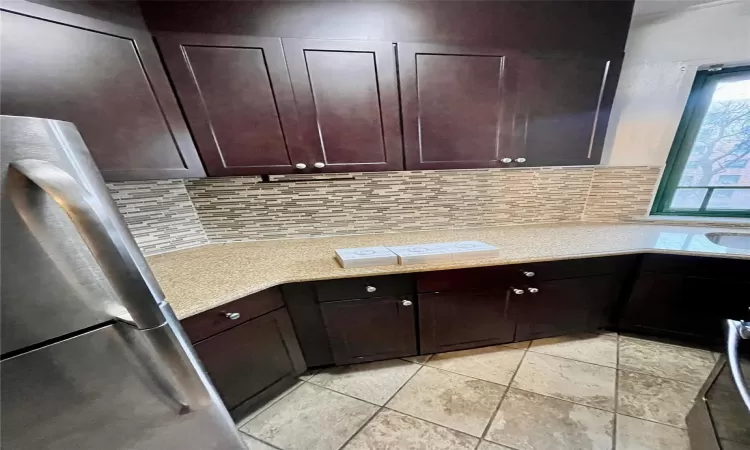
(1, 115), (165, 354)
(1, 303), (247, 450)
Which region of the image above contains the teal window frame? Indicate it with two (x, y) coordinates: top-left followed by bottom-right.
(652, 65), (750, 218)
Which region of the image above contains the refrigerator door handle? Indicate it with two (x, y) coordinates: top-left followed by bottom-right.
(725, 319), (750, 410)
(7, 159), (166, 329)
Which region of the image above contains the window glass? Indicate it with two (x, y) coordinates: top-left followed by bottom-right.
(654, 66), (750, 217)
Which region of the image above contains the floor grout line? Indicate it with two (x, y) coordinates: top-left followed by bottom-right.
(383, 363), (425, 405)
(613, 333), (621, 450)
(336, 406), (384, 450)
(237, 429), (285, 450)
(236, 380), (305, 428)
(480, 344), (529, 443)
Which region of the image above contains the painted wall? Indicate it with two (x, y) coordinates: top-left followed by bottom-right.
(602, 0), (750, 166)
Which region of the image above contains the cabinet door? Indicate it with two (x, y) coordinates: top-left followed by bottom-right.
(157, 33), (306, 176)
(320, 296), (416, 365)
(620, 273), (748, 342)
(399, 43), (521, 170)
(419, 289), (516, 354)
(515, 275), (617, 342)
(0, 3), (204, 181)
(283, 39), (403, 173)
(193, 308), (306, 415)
(514, 55), (621, 166)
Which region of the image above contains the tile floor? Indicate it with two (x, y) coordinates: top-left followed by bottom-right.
(235, 332), (737, 450)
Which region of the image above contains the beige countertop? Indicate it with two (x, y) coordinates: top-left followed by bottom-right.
(146, 222), (750, 319)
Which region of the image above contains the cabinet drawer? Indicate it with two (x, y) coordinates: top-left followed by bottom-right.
(314, 275), (413, 302)
(181, 287), (285, 343)
(418, 266), (512, 293)
(521, 255), (635, 282)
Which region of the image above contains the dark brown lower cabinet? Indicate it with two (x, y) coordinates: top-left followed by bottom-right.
(193, 308), (305, 419)
(620, 273), (749, 342)
(320, 296), (417, 365)
(419, 289), (516, 354)
(515, 275), (618, 342)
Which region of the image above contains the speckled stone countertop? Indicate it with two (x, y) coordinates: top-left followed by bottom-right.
(146, 222), (750, 319)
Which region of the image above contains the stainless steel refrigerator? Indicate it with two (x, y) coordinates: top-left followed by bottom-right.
(0, 115), (247, 449)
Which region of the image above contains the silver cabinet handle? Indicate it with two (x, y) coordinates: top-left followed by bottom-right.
(7, 159), (165, 329)
(726, 319), (750, 410)
(225, 312), (241, 320)
(512, 288), (524, 295)
(500, 157), (512, 163)
(527, 287), (539, 293)
(295, 163), (307, 169)
(515, 157), (526, 163)
(366, 285), (377, 293)
(313, 162), (325, 169)
(401, 299), (413, 306)
(523, 271), (535, 277)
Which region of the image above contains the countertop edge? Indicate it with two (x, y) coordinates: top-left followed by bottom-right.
(168, 245), (749, 320)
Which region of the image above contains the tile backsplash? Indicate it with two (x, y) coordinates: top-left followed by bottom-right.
(107, 179), (208, 255)
(109, 166), (666, 256)
(581, 166), (662, 222)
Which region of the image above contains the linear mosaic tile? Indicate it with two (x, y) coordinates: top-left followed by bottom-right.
(185, 167), (595, 242)
(110, 165), (722, 256)
(581, 166), (663, 222)
(107, 179), (208, 256)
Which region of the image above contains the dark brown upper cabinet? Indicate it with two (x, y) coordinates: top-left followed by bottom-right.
(0, 1), (204, 181)
(514, 55), (622, 167)
(398, 43), (522, 170)
(283, 39), (404, 173)
(157, 33), (306, 176)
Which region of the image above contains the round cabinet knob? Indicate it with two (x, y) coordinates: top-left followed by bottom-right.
(523, 271), (535, 277)
(313, 162), (325, 169)
(401, 299), (413, 306)
(365, 285), (377, 293)
(500, 157), (513, 163)
(225, 312), (241, 320)
(527, 287), (539, 294)
(512, 288), (524, 295)
(515, 157), (526, 163)
(295, 163), (307, 170)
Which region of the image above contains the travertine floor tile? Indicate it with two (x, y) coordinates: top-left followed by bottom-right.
(241, 383), (378, 450)
(344, 409), (478, 450)
(298, 369), (319, 381)
(506, 340), (531, 350)
(615, 414), (690, 450)
(308, 359), (421, 405)
(617, 370), (700, 428)
(486, 388), (614, 450)
(240, 433), (277, 450)
(426, 345), (525, 385)
(511, 352), (616, 410)
(402, 354), (432, 364)
(477, 440), (516, 450)
(618, 336), (715, 384)
(529, 333), (617, 367)
(707, 384), (750, 444)
(386, 365), (506, 437)
(236, 380), (303, 426)
(721, 439), (750, 450)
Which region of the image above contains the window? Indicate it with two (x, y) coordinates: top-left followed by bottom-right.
(653, 65), (750, 217)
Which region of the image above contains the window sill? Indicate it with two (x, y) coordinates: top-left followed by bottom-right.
(641, 215), (750, 227)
